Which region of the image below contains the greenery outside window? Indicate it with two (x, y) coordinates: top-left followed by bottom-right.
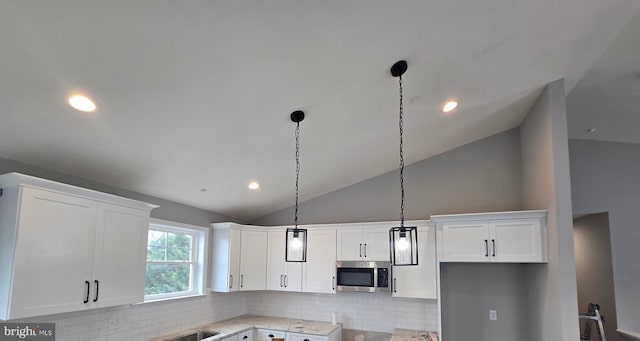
(145, 219), (207, 301)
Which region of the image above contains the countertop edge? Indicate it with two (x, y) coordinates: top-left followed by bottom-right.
(148, 315), (343, 341)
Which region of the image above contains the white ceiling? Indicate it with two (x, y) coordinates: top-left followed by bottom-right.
(567, 9), (640, 143)
(1, 1), (638, 221)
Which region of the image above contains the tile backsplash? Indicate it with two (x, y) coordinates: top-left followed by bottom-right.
(14, 292), (246, 341)
(246, 291), (438, 333)
(12, 291), (436, 340)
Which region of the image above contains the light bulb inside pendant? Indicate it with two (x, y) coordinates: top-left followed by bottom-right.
(396, 236), (410, 251)
(290, 236), (302, 249)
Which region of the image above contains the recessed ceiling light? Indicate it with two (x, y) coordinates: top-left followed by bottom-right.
(248, 182), (260, 190)
(68, 95), (96, 112)
(442, 100), (458, 113)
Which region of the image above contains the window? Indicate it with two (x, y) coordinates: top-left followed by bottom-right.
(145, 219), (207, 301)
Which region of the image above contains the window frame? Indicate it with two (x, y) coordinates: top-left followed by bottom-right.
(144, 219), (208, 302)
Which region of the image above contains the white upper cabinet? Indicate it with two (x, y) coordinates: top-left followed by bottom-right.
(211, 225), (241, 292)
(266, 229), (302, 292)
(211, 224), (268, 292)
(0, 173), (155, 320)
(239, 230), (268, 291)
(337, 226), (390, 261)
(92, 203), (150, 307)
(392, 224), (437, 299)
(433, 210), (548, 263)
(302, 229), (337, 294)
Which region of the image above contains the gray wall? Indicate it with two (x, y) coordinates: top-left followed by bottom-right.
(574, 213), (618, 341)
(251, 128), (523, 225)
(250, 128), (529, 341)
(440, 264), (529, 341)
(569, 139), (640, 336)
(0, 157), (240, 226)
(520, 79), (580, 341)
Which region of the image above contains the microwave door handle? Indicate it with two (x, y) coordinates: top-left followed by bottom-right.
(373, 267), (378, 288)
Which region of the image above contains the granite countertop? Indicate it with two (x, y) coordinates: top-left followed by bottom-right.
(149, 315), (342, 341)
(390, 329), (438, 341)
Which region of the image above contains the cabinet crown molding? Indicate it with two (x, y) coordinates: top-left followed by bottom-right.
(0, 172), (157, 211)
(431, 210), (547, 222)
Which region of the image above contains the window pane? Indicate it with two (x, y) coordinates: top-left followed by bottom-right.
(145, 264), (192, 295)
(167, 247), (191, 261)
(148, 230), (167, 247)
(167, 232), (192, 249)
(147, 245), (166, 261)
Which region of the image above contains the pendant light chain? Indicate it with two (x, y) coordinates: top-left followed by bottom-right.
(294, 121), (300, 229)
(399, 75), (405, 228)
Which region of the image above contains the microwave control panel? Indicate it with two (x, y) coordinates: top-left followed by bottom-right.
(378, 268), (389, 288)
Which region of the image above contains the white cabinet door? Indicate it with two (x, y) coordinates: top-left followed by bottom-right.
(256, 329), (286, 341)
(238, 329), (255, 341)
(229, 228), (241, 291)
(92, 203), (149, 307)
(266, 230), (287, 291)
(9, 187), (98, 319)
(362, 227), (390, 260)
(211, 226), (241, 292)
(259, 230), (304, 292)
(239, 230), (267, 291)
(302, 229), (337, 294)
(336, 228), (362, 261)
(284, 261), (303, 292)
(287, 332), (329, 341)
(392, 225), (436, 299)
(439, 221), (490, 262)
(491, 219), (543, 262)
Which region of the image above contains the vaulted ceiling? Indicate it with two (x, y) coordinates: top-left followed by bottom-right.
(1, 1), (638, 220)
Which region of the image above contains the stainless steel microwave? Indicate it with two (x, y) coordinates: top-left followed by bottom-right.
(335, 261), (390, 293)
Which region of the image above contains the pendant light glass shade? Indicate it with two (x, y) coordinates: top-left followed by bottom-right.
(389, 226), (418, 265)
(285, 227), (307, 262)
(389, 60), (419, 266)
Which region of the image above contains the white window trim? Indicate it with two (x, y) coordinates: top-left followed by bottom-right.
(144, 218), (209, 302)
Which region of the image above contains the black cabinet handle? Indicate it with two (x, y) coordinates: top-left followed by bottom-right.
(230, 275), (233, 289)
(492, 239), (496, 257)
(243, 337), (248, 340)
(284, 275), (288, 288)
(93, 280), (99, 302)
(393, 278), (397, 293)
(280, 274), (283, 287)
(84, 280), (90, 303)
(241, 274), (244, 288)
(359, 243), (362, 257)
(364, 243), (367, 257)
(332, 276), (336, 290)
(484, 240), (489, 257)
(268, 335), (274, 338)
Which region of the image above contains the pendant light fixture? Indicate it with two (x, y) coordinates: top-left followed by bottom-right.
(389, 61), (418, 266)
(286, 110), (307, 262)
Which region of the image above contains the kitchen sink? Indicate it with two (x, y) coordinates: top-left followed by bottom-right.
(169, 330), (220, 341)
